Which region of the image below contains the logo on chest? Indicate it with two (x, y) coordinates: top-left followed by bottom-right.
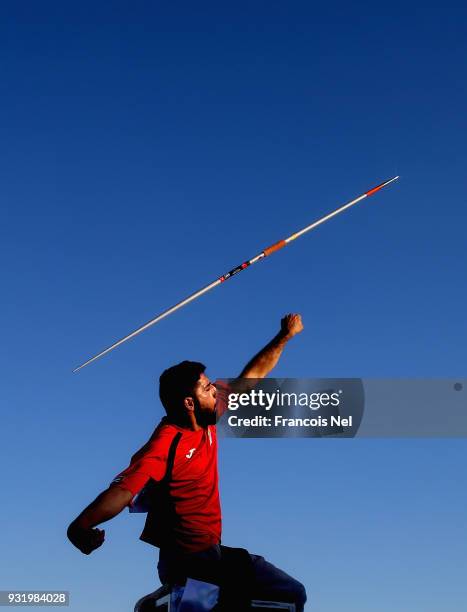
(185, 448), (196, 459)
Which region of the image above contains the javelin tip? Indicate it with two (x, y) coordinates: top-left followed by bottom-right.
(366, 175), (399, 197)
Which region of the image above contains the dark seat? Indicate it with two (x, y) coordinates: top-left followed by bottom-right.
(134, 585), (171, 611)
(134, 583), (296, 611)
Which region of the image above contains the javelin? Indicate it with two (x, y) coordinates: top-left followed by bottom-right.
(74, 176), (399, 372)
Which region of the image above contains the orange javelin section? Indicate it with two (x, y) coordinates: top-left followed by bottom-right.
(263, 239), (287, 256)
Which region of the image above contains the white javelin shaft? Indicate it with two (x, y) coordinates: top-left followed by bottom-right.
(73, 176), (399, 372)
(73, 279), (222, 372)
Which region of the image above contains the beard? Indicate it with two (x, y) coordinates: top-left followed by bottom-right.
(194, 401), (217, 427)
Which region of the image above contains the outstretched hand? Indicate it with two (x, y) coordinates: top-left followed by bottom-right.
(67, 523), (105, 555)
(280, 313), (304, 339)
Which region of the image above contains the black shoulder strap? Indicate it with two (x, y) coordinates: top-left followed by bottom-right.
(129, 431), (182, 514)
(138, 431), (184, 546)
(163, 431), (182, 483)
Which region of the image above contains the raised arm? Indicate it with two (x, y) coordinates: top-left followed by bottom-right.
(240, 313), (304, 379)
(67, 485), (133, 555)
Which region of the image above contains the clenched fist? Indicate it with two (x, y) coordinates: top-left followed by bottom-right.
(67, 522), (105, 555)
(280, 313), (304, 339)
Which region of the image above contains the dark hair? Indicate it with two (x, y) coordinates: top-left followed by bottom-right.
(159, 360), (206, 417)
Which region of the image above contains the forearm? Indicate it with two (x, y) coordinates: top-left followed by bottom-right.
(240, 331), (292, 379)
(239, 313), (303, 379)
(69, 486), (133, 530)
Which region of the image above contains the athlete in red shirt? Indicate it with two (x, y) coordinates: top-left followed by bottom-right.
(67, 314), (307, 610)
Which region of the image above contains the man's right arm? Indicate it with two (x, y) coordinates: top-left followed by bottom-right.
(240, 313), (304, 378)
(67, 485), (133, 555)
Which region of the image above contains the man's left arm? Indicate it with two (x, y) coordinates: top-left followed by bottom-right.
(239, 313), (304, 379)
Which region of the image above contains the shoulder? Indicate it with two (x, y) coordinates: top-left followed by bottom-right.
(130, 419), (180, 463)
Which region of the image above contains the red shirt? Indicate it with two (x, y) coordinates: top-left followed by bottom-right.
(111, 418), (221, 553)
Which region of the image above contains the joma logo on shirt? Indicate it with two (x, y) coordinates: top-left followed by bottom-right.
(185, 448), (196, 459)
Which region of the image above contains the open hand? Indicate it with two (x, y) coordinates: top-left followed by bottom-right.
(67, 522), (105, 555)
(280, 313), (304, 338)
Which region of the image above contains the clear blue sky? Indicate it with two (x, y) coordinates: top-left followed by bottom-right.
(1, 2), (466, 611)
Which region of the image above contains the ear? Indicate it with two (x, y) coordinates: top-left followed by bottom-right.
(184, 396), (195, 412)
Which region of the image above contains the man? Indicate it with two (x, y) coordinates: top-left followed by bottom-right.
(67, 313), (307, 611)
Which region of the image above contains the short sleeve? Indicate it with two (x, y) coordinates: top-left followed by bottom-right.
(110, 454), (167, 497)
